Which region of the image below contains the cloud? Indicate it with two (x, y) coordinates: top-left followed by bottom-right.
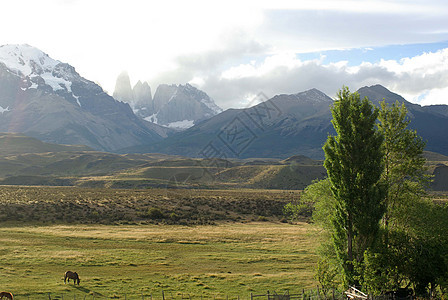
(129, 2), (448, 109)
(141, 44), (448, 110)
(187, 48), (448, 109)
(2, 0), (448, 103)
(146, 31), (270, 91)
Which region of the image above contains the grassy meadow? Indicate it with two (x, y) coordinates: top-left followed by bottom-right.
(0, 222), (319, 299)
(0, 186), (318, 299)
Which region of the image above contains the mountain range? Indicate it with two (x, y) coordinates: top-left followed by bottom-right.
(0, 44), (170, 152)
(1, 44), (448, 161)
(127, 85), (448, 160)
(113, 72), (222, 129)
(123, 88), (335, 159)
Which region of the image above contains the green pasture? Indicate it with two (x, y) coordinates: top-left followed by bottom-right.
(0, 223), (318, 299)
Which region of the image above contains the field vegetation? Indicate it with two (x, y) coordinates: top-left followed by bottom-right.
(0, 186), (317, 298)
(0, 222), (318, 299)
(0, 186), (299, 225)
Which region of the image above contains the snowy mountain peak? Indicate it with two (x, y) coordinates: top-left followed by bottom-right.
(180, 83), (222, 114)
(295, 88), (334, 103)
(0, 44), (60, 76)
(0, 44), (79, 94)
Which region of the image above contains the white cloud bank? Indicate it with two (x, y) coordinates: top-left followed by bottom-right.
(170, 48), (448, 109)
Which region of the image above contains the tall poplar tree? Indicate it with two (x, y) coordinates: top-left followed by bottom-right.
(376, 100), (428, 232)
(323, 86), (386, 286)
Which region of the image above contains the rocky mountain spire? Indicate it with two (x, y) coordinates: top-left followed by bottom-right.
(132, 80), (153, 115)
(113, 71), (133, 104)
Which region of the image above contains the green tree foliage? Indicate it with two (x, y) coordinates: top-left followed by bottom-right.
(323, 86), (386, 286)
(307, 87), (448, 295)
(394, 198), (448, 296)
(303, 179), (344, 288)
(283, 179), (332, 223)
(363, 199), (448, 297)
(308, 179), (334, 232)
(315, 257), (339, 296)
(282, 202), (310, 222)
(362, 101), (448, 297)
(376, 100), (429, 231)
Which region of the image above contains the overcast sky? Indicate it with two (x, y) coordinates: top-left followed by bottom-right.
(1, 0), (448, 109)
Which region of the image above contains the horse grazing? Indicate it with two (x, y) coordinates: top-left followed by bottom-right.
(64, 271), (81, 285)
(0, 292), (13, 300)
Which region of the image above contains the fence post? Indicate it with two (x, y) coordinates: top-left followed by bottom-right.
(162, 289), (165, 300)
(48, 292), (51, 300)
(251, 293), (253, 300)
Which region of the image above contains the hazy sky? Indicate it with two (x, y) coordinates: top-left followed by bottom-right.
(1, 0), (448, 109)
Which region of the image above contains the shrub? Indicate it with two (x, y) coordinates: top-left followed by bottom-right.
(283, 201), (313, 221)
(147, 207), (164, 219)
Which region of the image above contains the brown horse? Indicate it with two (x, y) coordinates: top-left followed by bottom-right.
(64, 271), (81, 285)
(0, 292), (13, 300)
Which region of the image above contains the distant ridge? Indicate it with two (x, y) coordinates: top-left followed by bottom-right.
(0, 133), (92, 155)
(357, 84), (448, 156)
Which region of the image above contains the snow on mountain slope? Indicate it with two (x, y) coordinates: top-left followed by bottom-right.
(166, 119), (195, 129)
(0, 44), (74, 93)
(0, 44), (59, 76)
(149, 83), (223, 128)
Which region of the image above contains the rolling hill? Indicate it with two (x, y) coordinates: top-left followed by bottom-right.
(0, 133), (447, 191)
